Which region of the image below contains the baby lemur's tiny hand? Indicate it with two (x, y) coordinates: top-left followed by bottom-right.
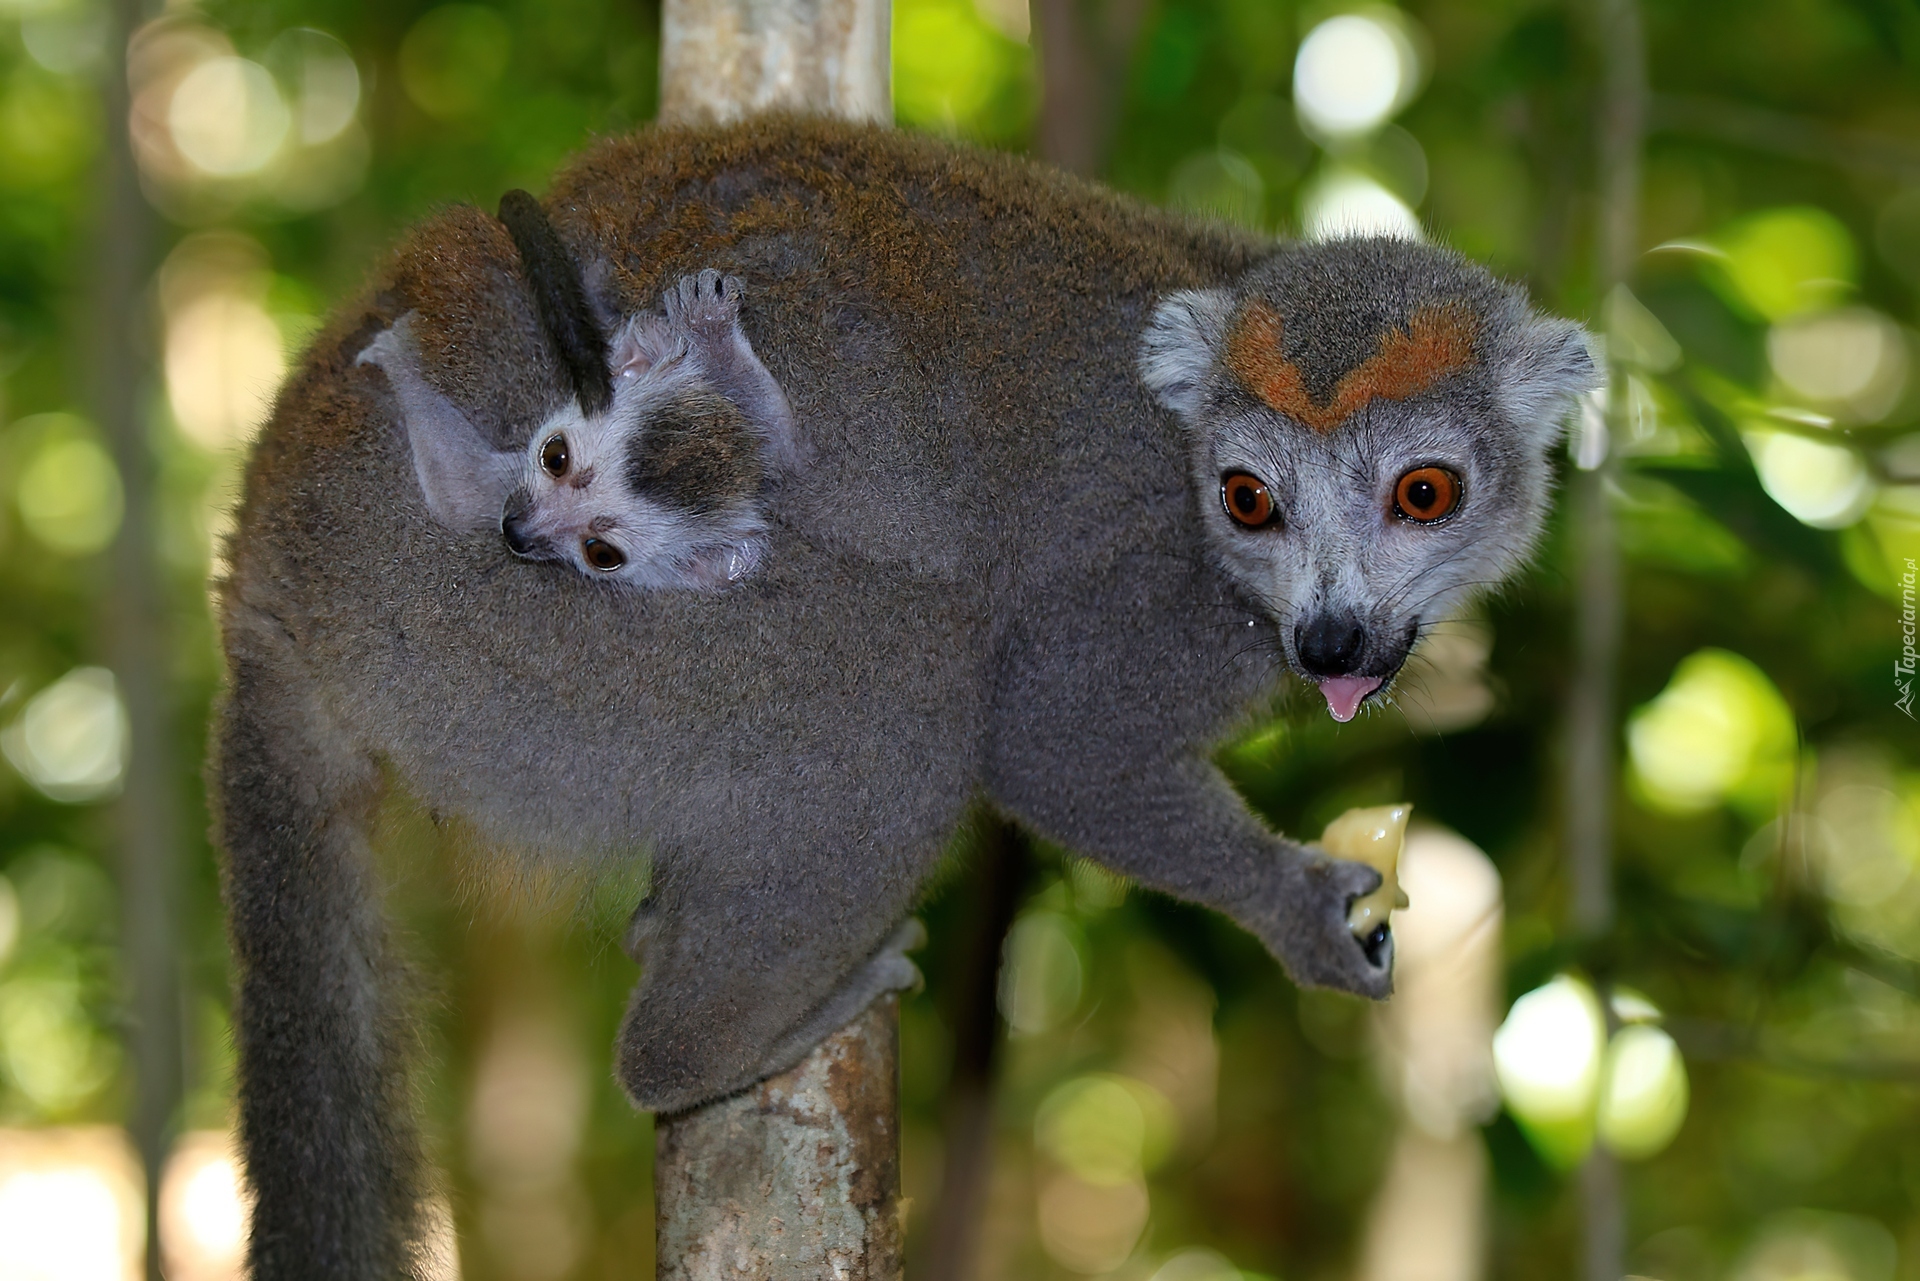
(664, 268), (745, 338)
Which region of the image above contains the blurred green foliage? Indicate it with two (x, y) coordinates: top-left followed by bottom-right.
(0, 0), (1917, 1278)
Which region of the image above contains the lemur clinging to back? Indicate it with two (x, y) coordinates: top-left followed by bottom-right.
(213, 119), (1594, 1279)
(358, 189), (800, 590)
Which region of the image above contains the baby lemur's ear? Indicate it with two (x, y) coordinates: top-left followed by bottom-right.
(1137, 287), (1237, 420)
(358, 313), (520, 531)
(1489, 313), (1600, 444)
(607, 313), (678, 382)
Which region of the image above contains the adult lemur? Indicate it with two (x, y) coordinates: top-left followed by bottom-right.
(214, 118), (1593, 1277)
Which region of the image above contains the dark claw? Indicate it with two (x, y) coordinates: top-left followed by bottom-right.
(1361, 922), (1391, 968)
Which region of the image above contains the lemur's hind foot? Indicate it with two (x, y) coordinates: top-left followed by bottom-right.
(753, 917), (926, 1082)
(617, 915), (925, 1116)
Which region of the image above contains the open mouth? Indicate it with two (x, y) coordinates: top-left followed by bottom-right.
(1317, 675), (1384, 723)
(1310, 620), (1418, 723)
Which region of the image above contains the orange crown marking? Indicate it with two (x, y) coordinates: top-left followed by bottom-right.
(1223, 300), (1481, 432)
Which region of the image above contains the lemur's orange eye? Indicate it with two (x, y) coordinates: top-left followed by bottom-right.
(582, 537), (625, 571)
(1393, 467), (1462, 523)
(1221, 472), (1277, 529)
(540, 434), (570, 478)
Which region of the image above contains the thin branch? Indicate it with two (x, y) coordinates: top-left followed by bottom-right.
(1652, 93), (1920, 181)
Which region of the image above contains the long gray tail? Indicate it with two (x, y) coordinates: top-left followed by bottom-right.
(212, 645), (426, 1280)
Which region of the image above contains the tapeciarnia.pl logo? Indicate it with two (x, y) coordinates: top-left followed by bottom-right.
(1900, 558), (1917, 719)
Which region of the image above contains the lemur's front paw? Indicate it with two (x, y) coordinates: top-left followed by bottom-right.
(683, 536), (769, 591)
(1270, 849), (1394, 1000)
(664, 268), (743, 335)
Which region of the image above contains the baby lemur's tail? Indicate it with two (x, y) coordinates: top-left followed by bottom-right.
(212, 627), (428, 1281)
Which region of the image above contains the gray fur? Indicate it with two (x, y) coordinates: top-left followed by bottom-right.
(355, 315), (521, 531)
(212, 121), (1591, 1280)
(1141, 237), (1597, 718)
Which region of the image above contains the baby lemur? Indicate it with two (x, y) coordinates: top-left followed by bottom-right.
(358, 191), (798, 590)
(213, 119), (1593, 1278)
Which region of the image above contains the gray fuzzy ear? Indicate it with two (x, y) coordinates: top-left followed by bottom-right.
(357, 313), (521, 532)
(1494, 316), (1601, 444)
(609, 313), (679, 382)
(1138, 288), (1236, 419)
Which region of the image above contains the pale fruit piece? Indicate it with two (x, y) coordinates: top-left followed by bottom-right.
(1321, 803), (1412, 937)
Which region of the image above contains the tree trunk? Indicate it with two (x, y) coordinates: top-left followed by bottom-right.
(912, 819), (1026, 1281)
(659, 0), (892, 126)
(94, 2), (184, 1278)
(1568, 0), (1645, 1278)
(655, 998), (903, 1280)
(652, 13), (899, 1272)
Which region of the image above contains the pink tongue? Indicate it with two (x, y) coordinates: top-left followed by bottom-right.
(1319, 675), (1383, 723)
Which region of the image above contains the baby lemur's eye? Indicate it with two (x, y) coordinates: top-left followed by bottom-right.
(1393, 467), (1463, 523)
(1221, 471), (1278, 529)
(582, 537), (626, 571)
(540, 434), (570, 478)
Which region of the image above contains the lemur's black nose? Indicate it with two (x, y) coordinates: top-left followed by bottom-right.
(501, 510), (537, 557)
(1296, 614), (1367, 676)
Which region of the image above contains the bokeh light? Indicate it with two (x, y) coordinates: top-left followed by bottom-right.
(160, 235), (289, 450)
(1594, 1024), (1688, 1159)
(158, 1133), (247, 1281)
(1300, 169), (1421, 240)
(0, 669), (129, 805)
(1767, 307), (1909, 422)
(892, 0), (1027, 137)
(1376, 827), (1502, 1139)
(1710, 207), (1858, 322)
(1393, 620), (1495, 735)
(1733, 1210), (1898, 1281)
(468, 1006), (585, 1281)
(1357, 1128), (1486, 1281)
(1034, 1073), (1175, 1186)
(1492, 975), (1605, 1167)
(0, 1128), (144, 1281)
(165, 294), (288, 449)
(265, 29), (360, 146)
(1292, 13), (1415, 139)
(1036, 1170), (1148, 1273)
(0, 67), (98, 188)
(167, 58), (290, 177)
(1806, 754), (1920, 961)
(127, 18), (234, 187)
(1815, 783), (1918, 906)
(1151, 1247), (1253, 1281)
(971, 0), (1028, 41)
(1626, 648), (1796, 817)
(12, 415), (123, 557)
(20, 8), (107, 77)
(1744, 427), (1875, 529)
(998, 908), (1085, 1035)
(1359, 827), (1502, 1281)
(0, 876), (18, 969)
(0, 960), (120, 1114)
(124, 17), (365, 212)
